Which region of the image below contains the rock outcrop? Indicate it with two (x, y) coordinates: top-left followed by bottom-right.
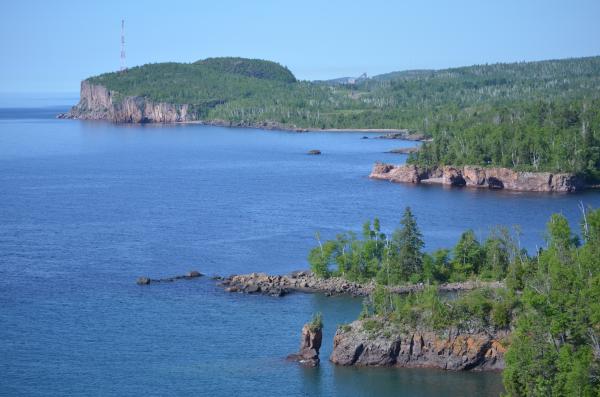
(287, 322), (323, 367)
(136, 270), (203, 285)
(63, 81), (199, 123)
(220, 271), (503, 297)
(370, 162), (584, 192)
(331, 319), (507, 371)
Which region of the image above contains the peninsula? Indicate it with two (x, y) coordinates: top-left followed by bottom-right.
(62, 56), (600, 189)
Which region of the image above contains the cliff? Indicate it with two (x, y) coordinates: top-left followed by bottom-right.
(330, 319), (507, 371)
(63, 81), (199, 123)
(370, 163), (585, 192)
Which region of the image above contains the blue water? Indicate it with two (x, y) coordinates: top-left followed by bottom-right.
(2, 103), (599, 396)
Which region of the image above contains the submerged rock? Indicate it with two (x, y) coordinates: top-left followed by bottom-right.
(287, 322), (323, 367)
(136, 270), (203, 285)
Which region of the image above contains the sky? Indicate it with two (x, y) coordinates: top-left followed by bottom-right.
(1, 0), (600, 93)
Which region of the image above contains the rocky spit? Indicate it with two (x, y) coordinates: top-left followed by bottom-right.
(136, 270), (202, 285)
(370, 162), (585, 192)
(219, 271), (503, 298)
(330, 319), (507, 370)
(287, 322), (323, 367)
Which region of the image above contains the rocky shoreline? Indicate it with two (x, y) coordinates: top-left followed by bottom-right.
(331, 319), (507, 370)
(370, 162), (586, 192)
(218, 270), (503, 297)
(58, 82), (427, 138)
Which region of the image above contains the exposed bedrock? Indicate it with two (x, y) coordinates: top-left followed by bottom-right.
(287, 323), (323, 367)
(63, 81), (199, 123)
(370, 162), (584, 192)
(330, 319), (507, 371)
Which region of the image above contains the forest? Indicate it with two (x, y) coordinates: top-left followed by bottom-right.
(308, 207), (600, 396)
(87, 56), (600, 176)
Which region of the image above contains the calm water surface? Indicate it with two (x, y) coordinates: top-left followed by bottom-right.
(2, 103), (599, 396)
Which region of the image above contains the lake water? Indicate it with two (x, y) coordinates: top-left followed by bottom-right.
(2, 101), (599, 396)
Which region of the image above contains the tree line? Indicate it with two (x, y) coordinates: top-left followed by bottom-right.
(316, 208), (600, 396)
(89, 56), (600, 177)
(309, 207), (515, 284)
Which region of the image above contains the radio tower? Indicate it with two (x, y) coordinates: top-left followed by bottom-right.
(120, 19), (126, 72)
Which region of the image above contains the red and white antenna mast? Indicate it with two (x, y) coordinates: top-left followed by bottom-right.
(120, 19), (126, 72)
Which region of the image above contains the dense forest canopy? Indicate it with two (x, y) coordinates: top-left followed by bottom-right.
(312, 207), (600, 395)
(194, 57), (296, 83)
(86, 56), (600, 176)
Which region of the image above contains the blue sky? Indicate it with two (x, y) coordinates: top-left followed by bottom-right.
(1, 0), (600, 92)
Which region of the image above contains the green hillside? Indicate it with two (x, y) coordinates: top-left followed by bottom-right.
(194, 57), (296, 83)
(85, 56), (600, 177)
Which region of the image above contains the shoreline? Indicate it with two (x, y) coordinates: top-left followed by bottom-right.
(218, 270), (504, 297)
(370, 162), (592, 193)
(59, 112), (427, 140)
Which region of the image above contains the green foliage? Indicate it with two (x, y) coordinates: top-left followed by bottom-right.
(309, 312), (323, 331)
(390, 207), (425, 282)
(362, 318), (384, 333)
(87, 56), (600, 175)
(310, 209), (519, 285)
(194, 57), (296, 83)
(502, 208), (600, 396)
(365, 285), (512, 332)
(451, 230), (484, 280)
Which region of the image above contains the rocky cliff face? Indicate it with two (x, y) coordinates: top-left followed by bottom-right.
(287, 323), (323, 367)
(331, 319), (507, 371)
(64, 81), (199, 123)
(370, 163), (584, 192)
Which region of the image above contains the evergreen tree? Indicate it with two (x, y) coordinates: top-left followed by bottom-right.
(451, 230), (484, 280)
(391, 207), (424, 282)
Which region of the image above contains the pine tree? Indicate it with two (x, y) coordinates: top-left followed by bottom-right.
(391, 207), (424, 282)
